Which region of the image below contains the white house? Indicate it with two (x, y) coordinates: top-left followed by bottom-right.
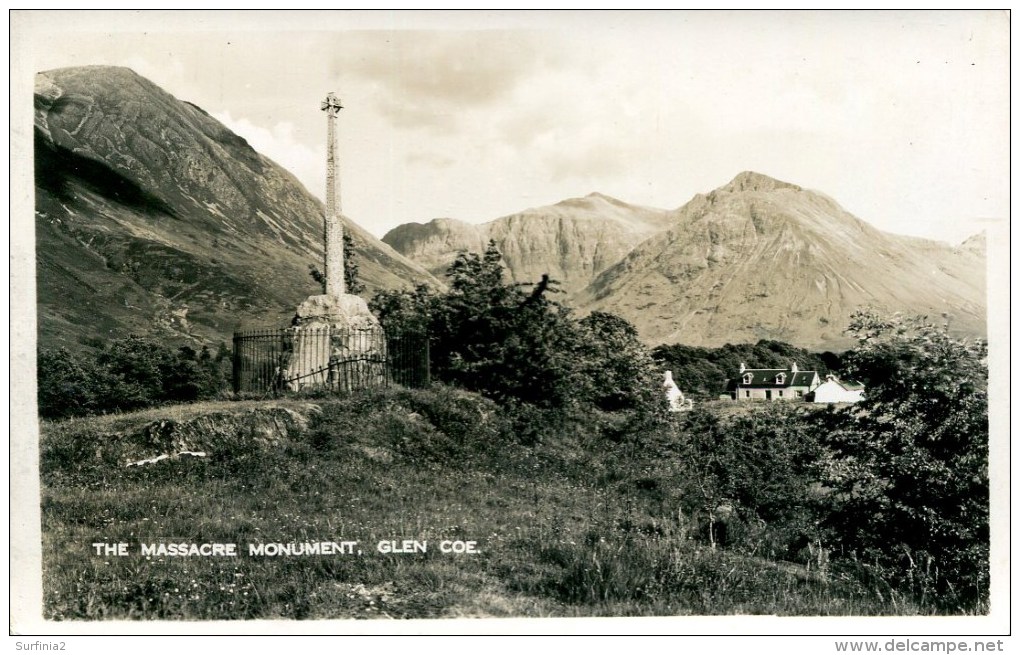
(807, 375), (865, 403)
(727, 362), (820, 401)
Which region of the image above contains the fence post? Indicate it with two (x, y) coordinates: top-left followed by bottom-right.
(232, 333), (241, 394)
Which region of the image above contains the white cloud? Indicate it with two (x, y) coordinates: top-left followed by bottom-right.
(212, 110), (324, 200)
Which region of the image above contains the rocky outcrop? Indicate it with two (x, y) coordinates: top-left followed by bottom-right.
(111, 405), (319, 466)
(575, 172), (987, 349)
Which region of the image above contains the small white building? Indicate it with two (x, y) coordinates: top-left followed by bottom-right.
(663, 370), (693, 412)
(806, 375), (865, 403)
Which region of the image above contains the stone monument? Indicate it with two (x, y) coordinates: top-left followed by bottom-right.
(285, 93), (384, 390)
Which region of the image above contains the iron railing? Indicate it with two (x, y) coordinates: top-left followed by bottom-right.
(232, 326), (429, 395)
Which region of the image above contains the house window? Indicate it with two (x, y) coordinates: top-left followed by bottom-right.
(743, 373), (753, 385)
(776, 373), (786, 385)
(745, 390), (750, 398)
(778, 390), (783, 397)
(795, 390), (803, 397)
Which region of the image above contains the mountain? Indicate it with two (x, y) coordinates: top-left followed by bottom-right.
(34, 66), (438, 351)
(574, 171), (987, 349)
(382, 193), (673, 295)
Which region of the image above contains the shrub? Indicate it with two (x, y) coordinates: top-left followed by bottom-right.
(37, 338), (231, 419)
(635, 404), (824, 559)
(37, 347), (109, 419)
(371, 243), (659, 414)
(820, 311), (988, 611)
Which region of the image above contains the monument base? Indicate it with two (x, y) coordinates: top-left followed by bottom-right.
(292, 293), (380, 330)
(285, 293), (385, 391)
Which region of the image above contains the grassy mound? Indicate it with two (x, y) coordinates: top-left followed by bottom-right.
(40, 387), (921, 620)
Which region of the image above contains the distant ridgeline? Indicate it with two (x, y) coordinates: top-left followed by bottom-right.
(651, 339), (843, 399)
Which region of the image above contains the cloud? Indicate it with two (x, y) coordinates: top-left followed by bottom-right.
(404, 150), (455, 169)
(212, 110), (324, 198)
(334, 31), (565, 133)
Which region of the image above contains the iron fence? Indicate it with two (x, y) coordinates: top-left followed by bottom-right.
(232, 326), (429, 395)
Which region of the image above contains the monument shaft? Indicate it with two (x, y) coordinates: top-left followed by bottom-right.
(322, 92), (345, 297)
(284, 92), (383, 391)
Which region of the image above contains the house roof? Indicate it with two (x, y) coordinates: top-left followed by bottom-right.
(817, 376), (865, 391)
(730, 368), (818, 389)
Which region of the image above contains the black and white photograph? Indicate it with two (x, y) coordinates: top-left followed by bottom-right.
(9, 9), (1011, 642)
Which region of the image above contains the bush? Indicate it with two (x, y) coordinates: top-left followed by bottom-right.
(306, 386), (512, 467)
(37, 338), (231, 419)
(632, 403), (824, 559)
(372, 243), (659, 414)
(820, 311), (988, 611)
(37, 348), (109, 419)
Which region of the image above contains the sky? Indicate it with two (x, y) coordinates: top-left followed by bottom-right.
(15, 10), (1010, 244)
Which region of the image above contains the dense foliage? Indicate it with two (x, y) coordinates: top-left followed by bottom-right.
(651, 340), (842, 398)
(38, 337), (230, 419)
(819, 311), (989, 611)
(637, 311), (990, 612)
(371, 241), (658, 411)
(628, 402), (824, 562)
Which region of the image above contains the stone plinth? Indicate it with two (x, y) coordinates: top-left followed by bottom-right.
(285, 293), (385, 391)
(292, 293), (379, 330)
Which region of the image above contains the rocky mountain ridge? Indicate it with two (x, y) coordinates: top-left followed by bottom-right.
(382, 192), (673, 295)
(574, 171), (986, 348)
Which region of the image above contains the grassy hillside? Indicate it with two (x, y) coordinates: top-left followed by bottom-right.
(40, 388), (927, 620)
(35, 67), (439, 352)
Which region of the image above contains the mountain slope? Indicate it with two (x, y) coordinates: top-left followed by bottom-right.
(382, 193), (672, 295)
(575, 171), (986, 349)
(34, 66), (438, 350)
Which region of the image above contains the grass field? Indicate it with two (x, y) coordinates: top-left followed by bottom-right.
(39, 386), (924, 620)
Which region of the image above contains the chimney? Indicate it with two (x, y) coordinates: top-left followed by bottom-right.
(739, 362), (746, 374)
(791, 361), (799, 374)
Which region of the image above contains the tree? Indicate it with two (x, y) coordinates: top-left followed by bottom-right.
(371, 242), (662, 415)
(37, 347), (108, 419)
(430, 242), (580, 407)
(821, 311), (988, 610)
(95, 335), (169, 410)
(574, 312), (659, 411)
(370, 282), (436, 338)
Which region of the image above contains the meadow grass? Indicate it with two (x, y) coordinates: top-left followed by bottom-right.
(39, 387), (924, 620)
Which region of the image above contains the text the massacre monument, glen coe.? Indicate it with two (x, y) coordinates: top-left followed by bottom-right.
(284, 92), (384, 390)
